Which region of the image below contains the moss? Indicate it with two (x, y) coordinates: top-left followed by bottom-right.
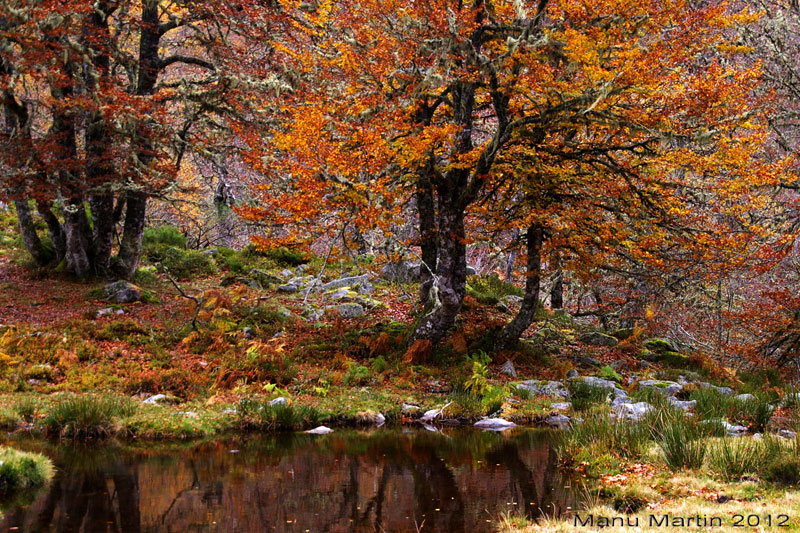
(658, 351), (690, 367)
(143, 225), (186, 248)
(0, 447), (54, 495)
(643, 338), (674, 353)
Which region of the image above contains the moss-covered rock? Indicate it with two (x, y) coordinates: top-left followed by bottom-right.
(643, 338), (676, 353)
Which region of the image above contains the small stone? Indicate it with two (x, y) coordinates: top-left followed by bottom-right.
(735, 393), (755, 402)
(269, 397), (287, 407)
(717, 495), (730, 503)
(778, 428), (797, 439)
(639, 360), (650, 368)
(466, 265), (477, 276)
(668, 397), (696, 411)
(579, 376), (627, 398)
(551, 402), (571, 411)
(613, 401), (653, 422)
(375, 413), (386, 426)
(305, 426), (334, 434)
(280, 268), (293, 278)
(566, 369), (579, 379)
(96, 307), (114, 317)
(142, 394), (167, 405)
(499, 360), (517, 378)
(278, 284), (298, 293)
(243, 327), (254, 339)
(474, 418), (516, 430)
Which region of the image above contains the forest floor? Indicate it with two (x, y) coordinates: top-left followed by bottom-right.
(2, 218), (800, 530)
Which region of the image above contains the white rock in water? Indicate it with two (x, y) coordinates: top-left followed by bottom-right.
(305, 426), (334, 434)
(474, 418), (516, 430)
(402, 403), (419, 413)
(420, 402), (452, 422)
(375, 413), (386, 426)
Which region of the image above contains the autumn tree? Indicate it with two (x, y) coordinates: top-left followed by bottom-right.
(0, 0), (273, 278)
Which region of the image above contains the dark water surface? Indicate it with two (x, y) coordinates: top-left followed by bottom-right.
(1, 427), (574, 532)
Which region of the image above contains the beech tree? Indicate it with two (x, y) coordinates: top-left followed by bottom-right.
(248, 0), (772, 349)
(0, 0), (257, 277)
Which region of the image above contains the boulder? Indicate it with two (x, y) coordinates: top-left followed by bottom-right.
(551, 402), (571, 411)
(466, 265), (477, 276)
(305, 426), (334, 435)
(381, 261), (421, 283)
(517, 380), (570, 398)
(277, 284), (298, 293)
(643, 338), (677, 353)
(544, 414), (572, 428)
(613, 401), (653, 422)
(142, 394), (167, 405)
(103, 280), (142, 303)
(501, 295), (523, 307)
(250, 269), (284, 285)
(698, 382), (734, 395)
(639, 380), (683, 396)
(566, 369), (579, 379)
(337, 303), (365, 319)
(474, 418), (516, 430)
(320, 274), (370, 292)
(579, 332), (619, 347)
(579, 376), (628, 398)
(668, 397), (696, 411)
(499, 360), (517, 378)
(280, 268), (294, 278)
(778, 429), (797, 439)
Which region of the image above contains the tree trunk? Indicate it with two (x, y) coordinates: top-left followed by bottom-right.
(550, 265), (564, 310)
(36, 201), (66, 262)
(63, 199), (92, 277)
(14, 200), (50, 265)
(417, 172), (437, 305)
(90, 194), (115, 276)
(117, 191), (147, 279)
(496, 224), (543, 351)
(504, 228), (520, 283)
(409, 206), (467, 345)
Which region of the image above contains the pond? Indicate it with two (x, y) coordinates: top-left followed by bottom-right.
(1, 427), (575, 532)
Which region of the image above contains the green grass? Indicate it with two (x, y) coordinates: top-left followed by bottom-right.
(0, 446), (54, 494)
(236, 398), (322, 431)
(43, 394), (137, 439)
(567, 380), (609, 411)
(657, 416), (707, 470)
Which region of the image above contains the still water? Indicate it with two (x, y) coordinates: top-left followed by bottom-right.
(1, 427), (574, 532)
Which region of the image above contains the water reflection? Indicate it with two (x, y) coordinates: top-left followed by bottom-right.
(1, 428), (573, 532)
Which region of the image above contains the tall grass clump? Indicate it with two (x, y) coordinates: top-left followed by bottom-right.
(567, 381), (609, 411)
(0, 447), (54, 494)
(707, 438), (764, 480)
(657, 417), (707, 470)
(557, 413), (650, 464)
(43, 394), (137, 438)
(237, 398), (321, 431)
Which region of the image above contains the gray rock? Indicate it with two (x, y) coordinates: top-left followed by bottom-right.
(611, 396), (634, 408)
(250, 269), (284, 285)
(276, 306), (292, 320)
(402, 403), (419, 413)
(381, 261), (421, 283)
(566, 369), (579, 379)
(698, 382), (734, 395)
(320, 274), (371, 292)
(337, 303), (365, 318)
(735, 394), (755, 402)
(243, 327), (254, 339)
(639, 360), (651, 369)
(754, 433), (762, 439)
(778, 428), (797, 439)
(103, 280), (142, 303)
(269, 397), (287, 407)
(280, 268), (294, 278)
(305, 426), (334, 434)
(575, 356), (602, 367)
(551, 402), (572, 411)
(302, 306), (324, 321)
(96, 307), (115, 318)
(501, 295), (523, 307)
(375, 413), (386, 426)
(579, 376), (627, 398)
(142, 394), (167, 405)
(725, 422), (748, 436)
(544, 414), (572, 428)
(639, 380), (683, 396)
(499, 360), (517, 378)
(517, 380), (570, 398)
(278, 284), (298, 293)
(466, 265), (477, 276)
(496, 302), (511, 314)
(613, 401), (653, 422)
(668, 397), (696, 411)
(579, 332), (619, 347)
(420, 402), (452, 422)
(474, 418), (516, 430)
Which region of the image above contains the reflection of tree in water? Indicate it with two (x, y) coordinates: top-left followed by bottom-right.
(1, 429), (572, 532)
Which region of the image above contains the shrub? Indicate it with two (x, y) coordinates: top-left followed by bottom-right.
(598, 365), (622, 383)
(765, 455), (800, 485)
(611, 485), (659, 514)
(736, 394), (774, 432)
(0, 447), (54, 494)
(342, 362), (371, 386)
(43, 394), (137, 439)
(243, 245), (309, 266)
(158, 247), (217, 280)
(143, 225), (186, 248)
